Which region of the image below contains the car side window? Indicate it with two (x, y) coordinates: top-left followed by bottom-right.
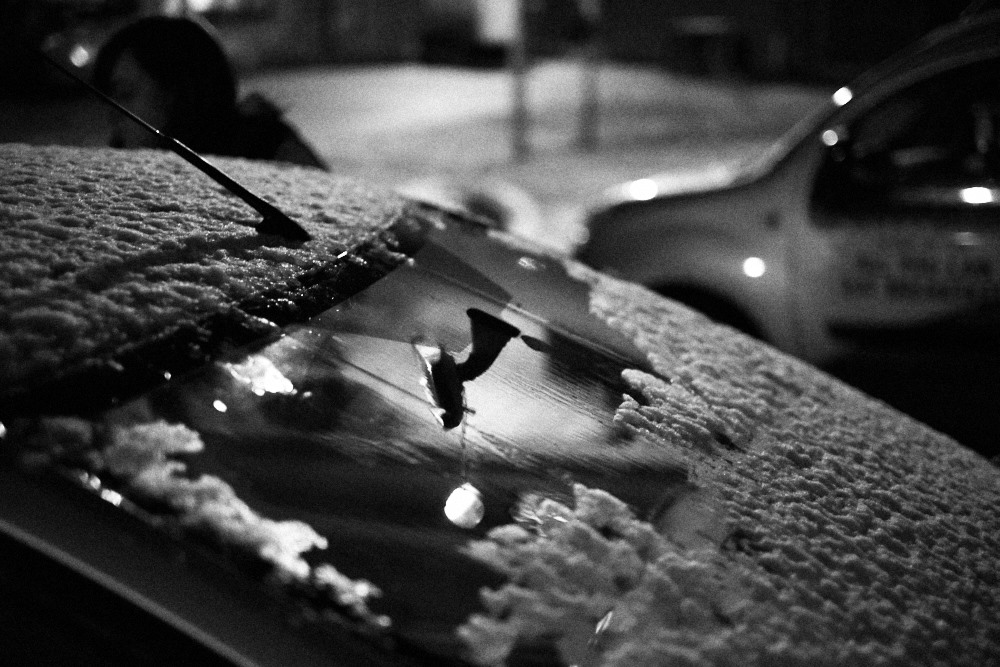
(0, 530), (236, 667)
(813, 58), (1000, 214)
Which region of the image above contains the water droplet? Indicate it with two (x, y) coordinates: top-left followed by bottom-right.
(444, 483), (485, 529)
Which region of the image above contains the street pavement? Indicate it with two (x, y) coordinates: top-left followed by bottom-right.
(244, 59), (827, 251)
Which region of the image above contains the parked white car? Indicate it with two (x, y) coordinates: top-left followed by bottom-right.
(577, 11), (1000, 453)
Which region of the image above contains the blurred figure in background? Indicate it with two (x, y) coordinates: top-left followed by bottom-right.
(93, 15), (326, 169)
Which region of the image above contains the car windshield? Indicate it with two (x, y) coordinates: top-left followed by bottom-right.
(11, 208), (684, 661)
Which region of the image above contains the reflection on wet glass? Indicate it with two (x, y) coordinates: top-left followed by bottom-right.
(954, 230), (981, 246)
(832, 86), (853, 107)
(627, 178), (658, 201)
(412, 339), (465, 429)
(518, 256), (542, 271)
(590, 609), (615, 652)
(960, 186), (995, 204)
(224, 355), (296, 396)
(90, 216), (674, 659)
(444, 483), (485, 529)
(69, 44), (91, 68)
(99, 487), (124, 506)
(742, 256), (766, 278)
(821, 128), (840, 146)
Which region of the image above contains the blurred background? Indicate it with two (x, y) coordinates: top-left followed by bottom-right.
(2, 0), (995, 458)
(0, 0), (969, 249)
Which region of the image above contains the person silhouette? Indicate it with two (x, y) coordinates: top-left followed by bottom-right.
(93, 15), (326, 169)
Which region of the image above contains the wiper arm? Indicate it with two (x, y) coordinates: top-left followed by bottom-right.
(37, 51), (311, 242)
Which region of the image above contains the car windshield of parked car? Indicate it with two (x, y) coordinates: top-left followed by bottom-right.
(8, 210), (681, 662)
(814, 56), (1000, 210)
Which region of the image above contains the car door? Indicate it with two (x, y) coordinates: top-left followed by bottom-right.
(798, 57), (1000, 366)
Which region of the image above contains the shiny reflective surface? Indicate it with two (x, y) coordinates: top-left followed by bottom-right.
(742, 257), (766, 278)
(832, 86), (853, 107)
(444, 483), (485, 529)
(627, 178), (659, 201)
(95, 213), (679, 658)
(960, 186), (996, 204)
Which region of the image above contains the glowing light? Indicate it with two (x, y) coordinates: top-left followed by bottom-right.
(820, 129), (840, 147)
(960, 187), (994, 205)
(832, 87), (853, 107)
(225, 356), (295, 396)
(627, 178), (658, 201)
(444, 483), (485, 529)
(742, 257), (766, 278)
(69, 45), (91, 68)
(213, 399), (228, 413)
(99, 488), (124, 507)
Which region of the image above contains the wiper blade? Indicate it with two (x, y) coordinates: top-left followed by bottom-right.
(37, 51), (311, 242)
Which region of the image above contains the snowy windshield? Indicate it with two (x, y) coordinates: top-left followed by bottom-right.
(11, 210), (680, 662)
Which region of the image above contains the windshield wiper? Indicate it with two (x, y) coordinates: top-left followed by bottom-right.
(37, 50), (311, 242)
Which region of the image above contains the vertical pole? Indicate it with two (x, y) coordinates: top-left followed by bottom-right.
(510, 0), (530, 162)
(576, 0), (601, 151)
(577, 38), (600, 150)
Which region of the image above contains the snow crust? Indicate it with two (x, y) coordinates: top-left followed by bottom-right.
(0, 143), (407, 389)
(461, 264), (1000, 666)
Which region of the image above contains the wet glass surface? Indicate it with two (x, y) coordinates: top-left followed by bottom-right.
(99, 214), (676, 657)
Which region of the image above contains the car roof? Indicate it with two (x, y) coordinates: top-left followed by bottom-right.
(847, 9), (1000, 97)
(592, 11), (1000, 212)
(745, 10), (1000, 181)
